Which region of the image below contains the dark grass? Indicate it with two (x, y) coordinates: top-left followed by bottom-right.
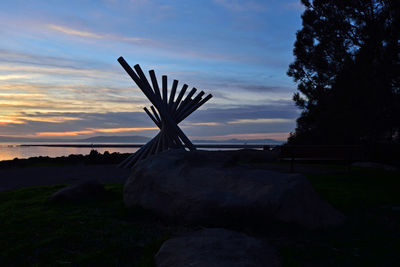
(0, 184), (170, 266)
(275, 167), (400, 267)
(307, 167), (400, 212)
(1, 166), (399, 266)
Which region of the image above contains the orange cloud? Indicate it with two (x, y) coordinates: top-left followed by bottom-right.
(94, 127), (157, 133)
(47, 24), (152, 44)
(18, 116), (83, 123)
(0, 118), (25, 125)
(0, 74), (33, 81)
(48, 24), (104, 39)
(227, 118), (292, 124)
(0, 79), (146, 114)
(36, 130), (94, 137)
(36, 126), (158, 137)
(0, 93), (46, 99)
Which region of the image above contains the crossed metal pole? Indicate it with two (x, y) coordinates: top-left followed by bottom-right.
(117, 57), (213, 168)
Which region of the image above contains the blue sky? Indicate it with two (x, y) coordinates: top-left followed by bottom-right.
(0, 0), (303, 141)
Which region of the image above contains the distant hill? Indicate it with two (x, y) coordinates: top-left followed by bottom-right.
(0, 136), (72, 143)
(192, 138), (282, 144)
(80, 136), (151, 143)
(0, 135), (282, 144)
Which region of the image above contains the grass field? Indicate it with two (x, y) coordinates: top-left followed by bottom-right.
(0, 166), (399, 266)
(0, 184), (170, 266)
(278, 168), (400, 267)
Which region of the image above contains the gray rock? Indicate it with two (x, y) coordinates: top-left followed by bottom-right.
(49, 180), (106, 203)
(155, 228), (279, 267)
(124, 149), (345, 228)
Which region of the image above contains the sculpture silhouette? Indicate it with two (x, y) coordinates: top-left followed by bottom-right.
(117, 57), (212, 168)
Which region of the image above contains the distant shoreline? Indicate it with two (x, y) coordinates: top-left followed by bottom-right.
(19, 143), (276, 149)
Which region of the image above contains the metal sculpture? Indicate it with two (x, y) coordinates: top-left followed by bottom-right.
(117, 57), (212, 168)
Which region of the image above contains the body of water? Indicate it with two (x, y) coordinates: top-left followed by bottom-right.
(0, 143), (140, 161)
(0, 142), (274, 161)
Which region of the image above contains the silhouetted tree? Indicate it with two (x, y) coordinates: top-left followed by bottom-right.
(288, 0), (400, 145)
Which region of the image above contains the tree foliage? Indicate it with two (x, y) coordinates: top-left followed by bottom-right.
(288, 0), (400, 145)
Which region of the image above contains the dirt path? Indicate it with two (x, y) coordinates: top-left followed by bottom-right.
(0, 164), (131, 192)
(0, 160), (350, 193)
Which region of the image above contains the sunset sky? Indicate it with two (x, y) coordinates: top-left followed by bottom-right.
(0, 0), (303, 141)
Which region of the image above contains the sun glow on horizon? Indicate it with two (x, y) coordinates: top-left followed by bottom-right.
(36, 127), (158, 137)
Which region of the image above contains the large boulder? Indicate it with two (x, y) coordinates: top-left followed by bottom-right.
(124, 149), (344, 228)
(49, 180), (106, 203)
(155, 228), (279, 267)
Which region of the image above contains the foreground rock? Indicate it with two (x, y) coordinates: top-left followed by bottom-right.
(49, 180), (106, 203)
(124, 149), (345, 228)
(155, 228), (279, 267)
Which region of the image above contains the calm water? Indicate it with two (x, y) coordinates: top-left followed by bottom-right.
(0, 143), (140, 161)
(0, 142), (270, 161)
